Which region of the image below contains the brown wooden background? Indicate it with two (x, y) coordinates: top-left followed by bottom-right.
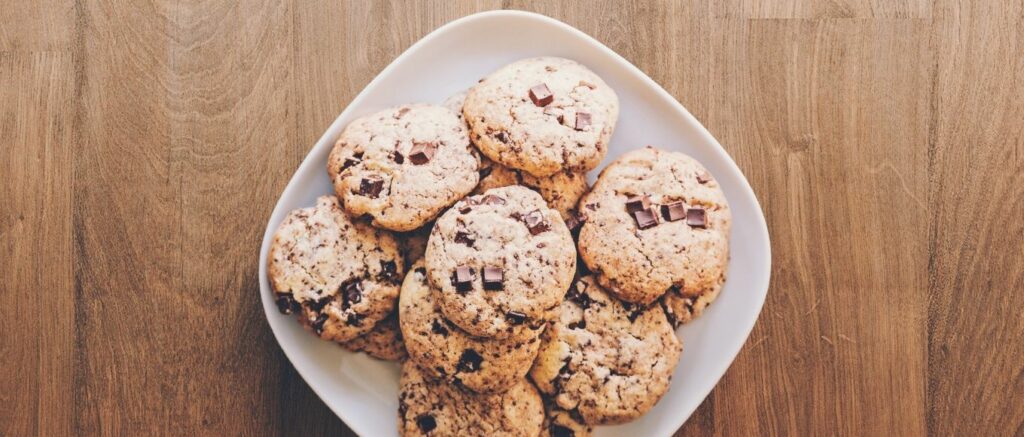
(2, 1), (1022, 435)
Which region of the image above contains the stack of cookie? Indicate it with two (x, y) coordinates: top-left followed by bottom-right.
(267, 57), (732, 436)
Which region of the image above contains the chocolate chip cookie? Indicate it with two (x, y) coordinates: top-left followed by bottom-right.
(340, 312), (407, 361)
(577, 146), (731, 305)
(268, 195), (404, 342)
(328, 104), (480, 232)
(400, 260), (544, 393)
(425, 186), (576, 338)
(464, 57), (619, 177)
(474, 156), (589, 221)
(530, 276), (682, 425)
(398, 360), (544, 437)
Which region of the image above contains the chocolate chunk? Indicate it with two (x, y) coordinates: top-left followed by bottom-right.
(359, 176), (384, 197)
(661, 202), (686, 222)
(346, 313), (363, 326)
(625, 195), (651, 214)
(574, 112), (591, 130)
(396, 107), (411, 118)
(551, 424), (575, 437)
(521, 210), (550, 235)
(529, 83), (554, 106)
(379, 260), (399, 282)
(567, 282), (592, 309)
(340, 151), (363, 172)
(568, 319), (586, 330)
(506, 311), (527, 325)
(312, 313), (329, 335)
(633, 207), (659, 229)
(479, 165), (493, 179)
(495, 131), (509, 143)
(452, 265), (474, 294)
(459, 204), (473, 214)
(307, 295), (333, 312)
(481, 194), (505, 205)
(275, 293), (299, 314)
(482, 266), (504, 291)
(686, 208), (707, 228)
(390, 150), (404, 164)
(454, 231), (475, 247)
(408, 141), (436, 165)
(340, 278), (363, 308)
(415, 414), (437, 432)
(622, 303), (646, 322)
(670, 281), (686, 295)
(457, 349), (483, 372)
(697, 171), (712, 184)
(431, 319), (449, 337)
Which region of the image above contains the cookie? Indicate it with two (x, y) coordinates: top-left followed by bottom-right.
(399, 260), (544, 393)
(268, 195), (404, 342)
(530, 276), (682, 425)
(398, 360), (544, 437)
(340, 312), (407, 361)
(464, 57), (619, 177)
(542, 400), (592, 437)
(577, 147), (731, 305)
(425, 186), (576, 338)
(327, 104), (479, 231)
(474, 156), (589, 221)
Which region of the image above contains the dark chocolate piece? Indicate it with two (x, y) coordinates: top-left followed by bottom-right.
(521, 210), (550, 235)
(457, 349), (483, 372)
(574, 112), (591, 130)
(274, 293), (299, 315)
(408, 141), (436, 165)
(390, 150), (404, 164)
(697, 172), (712, 184)
(454, 231), (475, 247)
(686, 208), (707, 228)
(340, 278), (363, 308)
(431, 319), (449, 337)
(379, 260), (399, 282)
(529, 83), (554, 106)
(452, 265), (474, 294)
(506, 311), (527, 325)
(482, 266), (504, 291)
(633, 207), (659, 229)
(416, 414), (437, 432)
(359, 177), (384, 197)
(661, 202), (686, 222)
(625, 195), (651, 214)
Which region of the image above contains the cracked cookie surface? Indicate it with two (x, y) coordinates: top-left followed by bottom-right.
(464, 57), (619, 177)
(340, 312), (407, 361)
(328, 104), (479, 231)
(529, 276), (681, 425)
(577, 147), (731, 305)
(426, 186), (576, 339)
(399, 260), (543, 393)
(268, 195), (404, 342)
(398, 360), (544, 437)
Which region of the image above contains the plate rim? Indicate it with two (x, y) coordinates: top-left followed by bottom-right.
(258, 9), (772, 436)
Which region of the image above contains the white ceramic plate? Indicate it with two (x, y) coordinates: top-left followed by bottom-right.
(259, 10), (771, 437)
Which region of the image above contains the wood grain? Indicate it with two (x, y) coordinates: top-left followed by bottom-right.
(0, 0), (1021, 435)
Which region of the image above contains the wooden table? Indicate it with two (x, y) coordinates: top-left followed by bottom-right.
(2, 1), (1021, 435)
